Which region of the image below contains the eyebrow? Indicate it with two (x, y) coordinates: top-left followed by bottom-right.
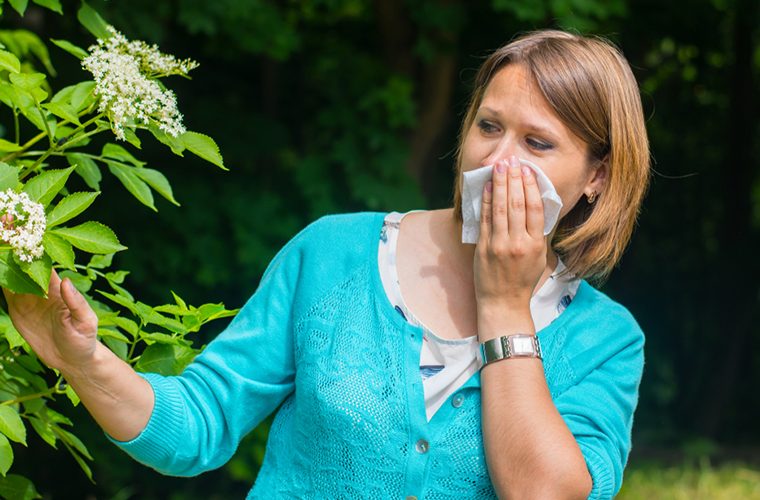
(478, 106), (560, 140)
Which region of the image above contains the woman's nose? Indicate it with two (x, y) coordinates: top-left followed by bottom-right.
(483, 138), (518, 166)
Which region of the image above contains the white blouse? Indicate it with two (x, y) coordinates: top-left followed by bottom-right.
(378, 210), (580, 421)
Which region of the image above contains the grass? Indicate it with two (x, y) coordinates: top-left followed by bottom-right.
(618, 459), (760, 499)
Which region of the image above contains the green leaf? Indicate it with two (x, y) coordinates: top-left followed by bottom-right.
(56, 428), (91, 460)
(198, 303), (238, 322)
(51, 221), (126, 254)
(181, 131), (226, 169)
(28, 417), (56, 448)
(14, 355), (42, 374)
(20, 395), (42, 413)
(64, 385), (80, 406)
(0, 434), (11, 476)
(106, 162), (155, 211)
(0, 474), (40, 500)
(104, 270), (128, 284)
(66, 153), (101, 190)
(0, 406), (26, 445)
(102, 143), (144, 167)
(77, 1), (111, 40)
(111, 316), (137, 337)
(0, 50), (20, 74)
(135, 303), (186, 332)
(31, 0), (62, 14)
(108, 281), (134, 302)
(96, 315), (137, 338)
(153, 304), (192, 316)
(0, 163), (19, 191)
(87, 253), (112, 269)
(16, 254), (51, 292)
(135, 343), (197, 376)
(8, 73), (45, 91)
(2, 30), (56, 77)
(46, 191), (99, 227)
(148, 124), (184, 156)
(139, 331), (189, 346)
(97, 327), (129, 343)
(122, 127), (141, 149)
(22, 167), (75, 205)
(102, 336), (127, 361)
(58, 270), (91, 293)
(132, 168), (179, 206)
(69, 81), (95, 112)
(50, 85), (74, 105)
(0, 82), (19, 110)
(171, 291), (188, 310)
(0, 140), (21, 153)
(50, 39), (88, 60)
(96, 290), (136, 314)
(8, 0), (29, 16)
(17, 106), (46, 133)
(42, 102), (80, 126)
(0, 315), (26, 350)
(0, 252), (43, 295)
(42, 232), (75, 270)
(52, 82), (95, 114)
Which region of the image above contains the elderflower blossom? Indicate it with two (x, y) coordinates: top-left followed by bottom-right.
(0, 190), (46, 263)
(81, 26), (198, 141)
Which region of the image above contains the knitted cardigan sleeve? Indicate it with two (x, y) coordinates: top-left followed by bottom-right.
(107, 220), (317, 477)
(552, 295), (645, 500)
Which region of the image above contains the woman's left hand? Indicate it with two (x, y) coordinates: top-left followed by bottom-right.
(473, 155), (548, 314)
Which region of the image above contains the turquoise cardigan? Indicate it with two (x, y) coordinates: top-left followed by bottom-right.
(112, 211), (645, 499)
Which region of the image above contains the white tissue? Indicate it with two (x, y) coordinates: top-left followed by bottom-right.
(461, 159), (563, 244)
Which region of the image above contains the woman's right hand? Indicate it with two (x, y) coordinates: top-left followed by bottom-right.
(4, 269), (153, 442)
(3, 269), (99, 373)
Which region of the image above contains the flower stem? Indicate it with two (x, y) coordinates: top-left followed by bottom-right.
(13, 110), (19, 144)
(1, 386), (57, 406)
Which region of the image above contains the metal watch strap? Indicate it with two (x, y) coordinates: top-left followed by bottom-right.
(479, 334), (542, 366)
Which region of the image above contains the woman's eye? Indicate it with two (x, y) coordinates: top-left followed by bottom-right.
(526, 137), (553, 151)
(477, 120), (499, 134)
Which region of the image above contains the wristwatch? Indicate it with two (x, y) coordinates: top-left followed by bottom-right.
(480, 334), (542, 367)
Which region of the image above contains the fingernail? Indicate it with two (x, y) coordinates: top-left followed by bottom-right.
(496, 161), (506, 174)
(509, 155), (519, 168)
(486, 181), (492, 192)
(522, 166), (531, 177)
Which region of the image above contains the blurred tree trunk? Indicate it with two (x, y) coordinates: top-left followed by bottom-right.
(374, 0), (459, 195)
(698, 0), (758, 437)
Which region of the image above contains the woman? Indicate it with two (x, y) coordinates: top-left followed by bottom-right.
(5, 30), (648, 499)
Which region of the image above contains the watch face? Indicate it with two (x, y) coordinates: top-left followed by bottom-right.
(511, 336), (535, 355)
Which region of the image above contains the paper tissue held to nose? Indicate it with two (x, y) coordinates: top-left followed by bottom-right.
(460, 159), (563, 244)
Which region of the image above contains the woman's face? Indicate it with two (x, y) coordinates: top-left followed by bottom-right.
(460, 63), (606, 219)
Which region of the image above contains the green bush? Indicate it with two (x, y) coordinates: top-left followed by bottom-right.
(619, 460), (760, 500)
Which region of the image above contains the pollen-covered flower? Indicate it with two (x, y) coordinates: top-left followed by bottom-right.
(0, 190), (46, 263)
(81, 26), (198, 141)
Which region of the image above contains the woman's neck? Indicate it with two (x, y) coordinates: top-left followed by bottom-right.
(436, 207), (559, 294)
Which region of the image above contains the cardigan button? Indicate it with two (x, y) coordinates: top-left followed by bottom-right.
(452, 393), (465, 408)
(415, 439), (429, 454)
(406, 496), (418, 500)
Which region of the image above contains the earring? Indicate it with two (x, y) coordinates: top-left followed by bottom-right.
(587, 191), (598, 204)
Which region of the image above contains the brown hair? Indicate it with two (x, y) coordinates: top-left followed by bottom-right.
(452, 30), (650, 283)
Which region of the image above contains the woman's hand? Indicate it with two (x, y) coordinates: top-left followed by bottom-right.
(474, 156), (547, 319)
(3, 269), (99, 373)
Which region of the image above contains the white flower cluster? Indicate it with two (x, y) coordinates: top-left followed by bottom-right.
(82, 26), (198, 141)
(0, 190), (46, 263)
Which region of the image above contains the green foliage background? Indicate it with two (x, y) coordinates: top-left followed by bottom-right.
(2, 0), (759, 497)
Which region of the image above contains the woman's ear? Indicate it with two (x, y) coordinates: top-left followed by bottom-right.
(585, 156), (608, 198)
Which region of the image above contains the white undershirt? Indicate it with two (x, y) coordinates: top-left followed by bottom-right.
(378, 210), (580, 421)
